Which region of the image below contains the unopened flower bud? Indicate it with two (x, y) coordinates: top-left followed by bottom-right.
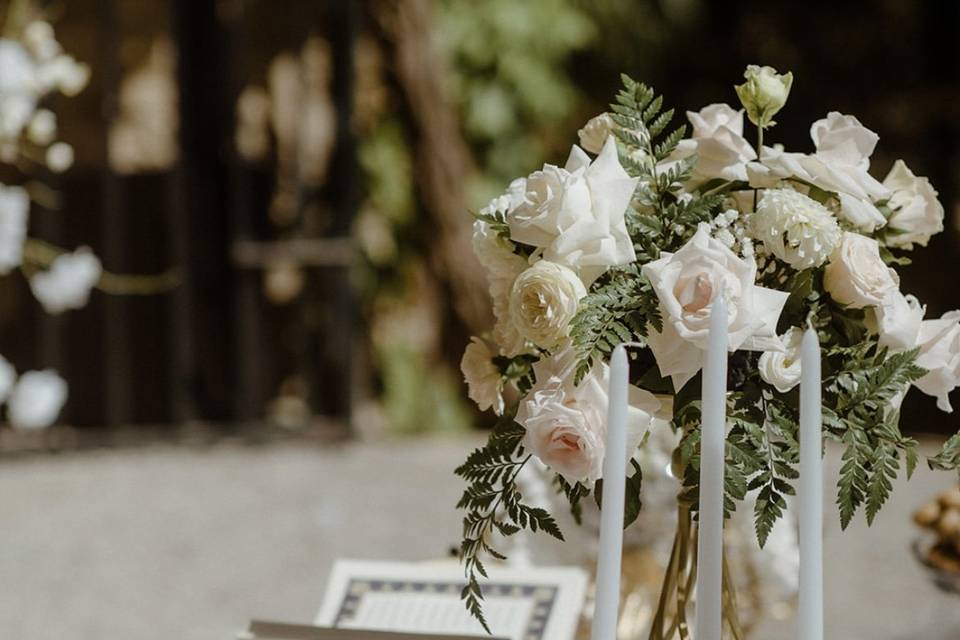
(735, 65), (793, 129)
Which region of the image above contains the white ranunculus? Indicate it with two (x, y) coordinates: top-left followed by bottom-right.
(517, 349), (660, 484)
(0, 184), (29, 274)
(823, 232), (898, 309)
(577, 113), (615, 154)
(750, 188), (841, 269)
(913, 311), (960, 412)
(472, 220), (529, 357)
(759, 327), (804, 392)
(0, 354), (15, 403)
(734, 65), (793, 128)
(508, 260), (586, 351)
(641, 224), (789, 391)
(672, 104), (757, 184)
(7, 369), (67, 429)
(507, 136), (638, 285)
(882, 160), (944, 249)
(868, 291), (925, 351)
(460, 337), (504, 414)
(748, 113), (890, 203)
(29, 246), (102, 314)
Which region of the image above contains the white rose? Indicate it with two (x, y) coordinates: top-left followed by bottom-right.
(823, 232), (898, 308)
(472, 220), (529, 356)
(811, 112), (879, 170)
(578, 113), (614, 154)
(913, 311), (960, 412)
(641, 224), (789, 391)
(508, 260), (586, 351)
(29, 246), (102, 314)
(837, 192), (886, 232)
(672, 104), (756, 184)
(734, 65), (793, 128)
(517, 349), (660, 484)
(0, 184), (29, 274)
(867, 291), (925, 351)
(759, 327), (804, 392)
(479, 178), (527, 220)
(748, 113), (890, 203)
(460, 337), (504, 414)
(508, 136), (638, 285)
(8, 369), (67, 429)
(882, 160), (944, 249)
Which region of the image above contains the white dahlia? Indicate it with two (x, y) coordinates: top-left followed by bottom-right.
(750, 188), (841, 270)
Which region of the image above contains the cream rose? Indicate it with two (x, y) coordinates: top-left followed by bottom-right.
(671, 104), (756, 184)
(577, 112), (614, 154)
(508, 260), (586, 351)
(868, 291), (925, 351)
(913, 312), (960, 412)
(507, 136), (638, 285)
(517, 350), (660, 484)
(460, 337), (504, 414)
(823, 232), (898, 308)
(641, 224), (789, 391)
(882, 160), (944, 249)
(759, 327), (804, 392)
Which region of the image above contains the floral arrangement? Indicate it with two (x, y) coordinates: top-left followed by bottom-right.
(456, 65), (960, 629)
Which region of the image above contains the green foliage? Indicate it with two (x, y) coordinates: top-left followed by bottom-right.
(593, 459), (645, 528)
(455, 415), (563, 631)
(555, 476), (591, 524)
(929, 432), (960, 479)
(609, 75), (726, 263)
(569, 264), (661, 383)
(379, 344), (472, 435)
(823, 343), (927, 528)
(437, 0), (596, 201)
(674, 385), (798, 545)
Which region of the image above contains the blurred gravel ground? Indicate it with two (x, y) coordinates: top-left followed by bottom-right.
(0, 437), (957, 640)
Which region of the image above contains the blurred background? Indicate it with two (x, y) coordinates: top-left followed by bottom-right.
(1, 0), (957, 441)
(0, 0), (958, 639)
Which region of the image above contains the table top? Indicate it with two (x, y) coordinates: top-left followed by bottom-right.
(0, 435), (956, 640)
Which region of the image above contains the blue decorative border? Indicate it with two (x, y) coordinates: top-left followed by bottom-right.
(333, 579), (558, 639)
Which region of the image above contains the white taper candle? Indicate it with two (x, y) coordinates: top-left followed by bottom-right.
(591, 344), (629, 640)
(695, 293), (727, 640)
(798, 327), (823, 640)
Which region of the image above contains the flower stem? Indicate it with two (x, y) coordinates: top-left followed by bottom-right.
(752, 126), (764, 211)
